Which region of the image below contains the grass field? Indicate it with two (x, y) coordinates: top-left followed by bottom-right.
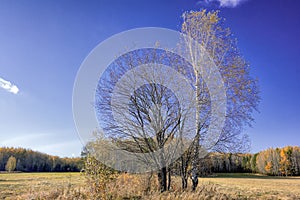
(0, 172), (85, 199)
(0, 172), (299, 199)
(201, 173), (300, 199)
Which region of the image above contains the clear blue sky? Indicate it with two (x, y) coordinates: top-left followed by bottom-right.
(0, 0), (299, 157)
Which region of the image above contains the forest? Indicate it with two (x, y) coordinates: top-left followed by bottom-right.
(196, 146), (300, 176)
(0, 147), (83, 172)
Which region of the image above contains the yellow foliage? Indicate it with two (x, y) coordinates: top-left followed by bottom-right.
(279, 148), (291, 176)
(84, 156), (118, 199)
(265, 161), (272, 173)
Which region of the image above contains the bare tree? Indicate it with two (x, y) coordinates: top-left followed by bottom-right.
(95, 48), (195, 192)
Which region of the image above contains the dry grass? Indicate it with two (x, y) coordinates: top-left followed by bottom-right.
(0, 172), (85, 199)
(201, 173), (300, 200)
(0, 172), (299, 199)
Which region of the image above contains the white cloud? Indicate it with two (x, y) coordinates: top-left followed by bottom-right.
(198, 0), (248, 8)
(218, 0), (247, 7)
(0, 77), (19, 94)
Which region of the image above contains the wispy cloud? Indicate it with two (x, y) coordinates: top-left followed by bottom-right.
(197, 0), (248, 8)
(0, 77), (19, 94)
(218, 0), (247, 7)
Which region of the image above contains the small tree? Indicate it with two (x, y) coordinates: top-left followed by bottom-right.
(5, 156), (16, 172)
(84, 155), (118, 199)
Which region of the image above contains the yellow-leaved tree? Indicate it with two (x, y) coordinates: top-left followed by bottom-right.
(279, 147), (292, 176)
(5, 156), (16, 173)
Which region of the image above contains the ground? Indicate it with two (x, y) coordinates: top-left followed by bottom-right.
(201, 173), (300, 199)
(0, 172), (299, 199)
(0, 172), (84, 199)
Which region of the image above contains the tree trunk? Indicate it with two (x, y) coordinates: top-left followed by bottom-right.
(158, 167), (167, 192)
(167, 167), (171, 191)
(180, 155), (189, 190)
(191, 70), (200, 191)
(144, 171), (153, 194)
(191, 174), (198, 191)
(182, 177), (188, 189)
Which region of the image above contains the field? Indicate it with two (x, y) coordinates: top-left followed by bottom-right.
(0, 172), (85, 199)
(0, 172), (299, 199)
(201, 173), (300, 199)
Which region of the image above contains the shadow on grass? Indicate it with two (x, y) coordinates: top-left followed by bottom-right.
(205, 173), (300, 180)
(0, 179), (22, 182)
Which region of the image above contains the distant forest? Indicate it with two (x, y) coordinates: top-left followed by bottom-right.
(1, 146), (299, 176)
(0, 147), (83, 172)
(194, 146), (300, 176)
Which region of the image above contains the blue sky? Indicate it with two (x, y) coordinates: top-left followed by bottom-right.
(0, 0), (299, 157)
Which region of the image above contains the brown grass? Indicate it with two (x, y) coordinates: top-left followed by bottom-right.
(0, 172), (299, 199)
(0, 172), (85, 199)
(201, 173), (300, 199)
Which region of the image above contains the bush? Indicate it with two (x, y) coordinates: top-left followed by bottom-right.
(83, 156), (118, 199)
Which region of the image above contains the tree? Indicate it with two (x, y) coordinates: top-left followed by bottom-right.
(180, 10), (259, 190)
(93, 10), (259, 192)
(250, 153), (258, 173)
(280, 147), (292, 176)
(291, 146), (300, 175)
(5, 156), (16, 172)
(95, 49), (195, 192)
(84, 155), (118, 199)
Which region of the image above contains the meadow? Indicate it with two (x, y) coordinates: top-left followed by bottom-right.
(0, 172), (84, 199)
(0, 172), (299, 199)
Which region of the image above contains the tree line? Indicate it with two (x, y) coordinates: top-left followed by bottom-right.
(1, 145), (299, 176)
(180, 146), (300, 177)
(0, 147), (83, 172)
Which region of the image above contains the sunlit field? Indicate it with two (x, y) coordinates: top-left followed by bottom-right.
(201, 173), (300, 199)
(0, 172), (84, 199)
(0, 172), (299, 199)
